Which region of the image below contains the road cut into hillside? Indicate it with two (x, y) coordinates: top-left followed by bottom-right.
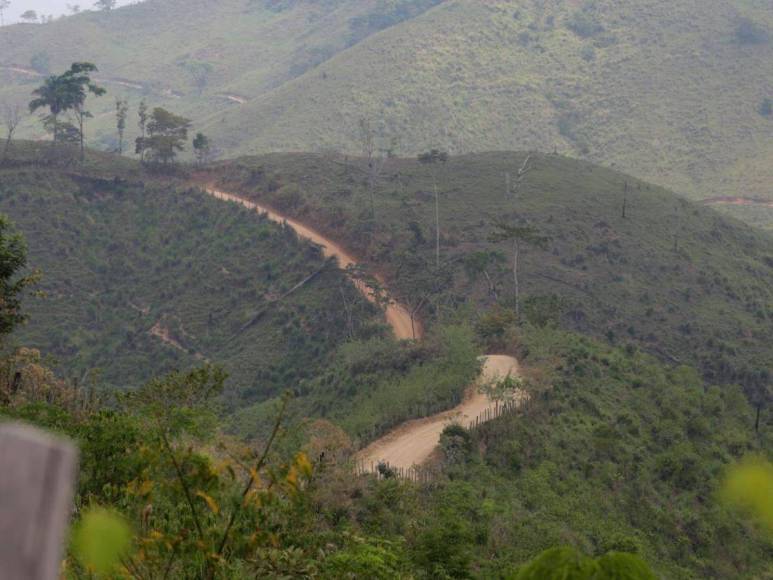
(357, 355), (523, 471)
(206, 187), (417, 341)
(204, 186), (524, 470)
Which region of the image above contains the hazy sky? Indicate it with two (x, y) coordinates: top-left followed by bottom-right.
(2, 0), (139, 23)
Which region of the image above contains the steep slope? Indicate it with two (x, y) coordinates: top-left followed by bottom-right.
(217, 0), (773, 204)
(2, 0), (771, 213)
(0, 0), (433, 149)
(213, 151), (773, 388)
(0, 146), (381, 403)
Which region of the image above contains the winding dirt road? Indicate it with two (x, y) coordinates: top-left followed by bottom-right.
(357, 355), (523, 470)
(206, 187), (416, 340)
(204, 186), (523, 468)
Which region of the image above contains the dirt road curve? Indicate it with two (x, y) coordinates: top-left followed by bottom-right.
(205, 187), (417, 340)
(205, 186), (522, 469)
(356, 355), (522, 470)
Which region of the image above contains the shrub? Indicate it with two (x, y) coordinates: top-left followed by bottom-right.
(30, 51), (50, 74)
(759, 98), (772, 117)
(736, 18), (769, 45)
(567, 11), (604, 38)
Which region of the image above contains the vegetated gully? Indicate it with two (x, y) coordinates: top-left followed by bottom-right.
(205, 187), (523, 470)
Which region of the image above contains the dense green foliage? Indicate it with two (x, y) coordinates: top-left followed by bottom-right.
(0, 146), (771, 577)
(2, 0), (772, 215)
(437, 324), (772, 577)
(0, 154), (380, 403)
(215, 151), (773, 390)
(230, 323), (481, 442)
(0, 213), (32, 336)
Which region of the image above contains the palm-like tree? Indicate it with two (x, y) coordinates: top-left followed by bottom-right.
(29, 62), (106, 161)
(29, 75), (71, 145)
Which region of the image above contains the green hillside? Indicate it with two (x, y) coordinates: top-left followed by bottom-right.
(405, 327), (772, 578)
(1, 0), (771, 212)
(0, 146), (771, 577)
(0, 144), (381, 404)
(213, 151), (773, 390)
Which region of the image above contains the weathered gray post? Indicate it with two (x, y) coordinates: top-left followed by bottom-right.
(0, 422), (78, 580)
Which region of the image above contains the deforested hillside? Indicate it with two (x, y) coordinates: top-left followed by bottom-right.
(1, 0), (771, 218)
(213, 151), (773, 390)
(0, 144), (381, 403)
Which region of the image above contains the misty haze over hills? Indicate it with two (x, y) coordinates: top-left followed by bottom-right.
(0, 0), (137, 23)
(0, 1), (771, 578)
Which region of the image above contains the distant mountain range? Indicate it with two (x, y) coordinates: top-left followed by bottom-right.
(1, 0), (771, 220)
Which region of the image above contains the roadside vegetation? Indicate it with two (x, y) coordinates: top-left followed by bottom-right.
(214, 151), (773, 396)
(0, 143), (381, 404)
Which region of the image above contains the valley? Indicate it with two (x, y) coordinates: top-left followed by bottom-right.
(0, 1), (771, 577)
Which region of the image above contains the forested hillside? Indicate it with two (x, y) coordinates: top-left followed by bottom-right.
(0, 144), (381, 404)
(0, 141), (770, 576)
(214, 151), (773, 392)
(1, 0), (771, 217)
(1, 0), (772, 575)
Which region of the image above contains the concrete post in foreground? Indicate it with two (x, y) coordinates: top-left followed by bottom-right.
(0, 422), (78, 580)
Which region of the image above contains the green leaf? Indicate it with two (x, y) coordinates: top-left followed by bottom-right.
(72, 507), (132, 575)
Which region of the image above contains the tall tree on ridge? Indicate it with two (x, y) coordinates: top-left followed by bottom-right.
(2, 104), (21, 159)
(115, 98), (128, 155)
(358, 117), (388, 224)
(192, 132), (211, 165)
(490, 221), (548, 318)
(67, 63), (106, 163)
(29, 62), (106, 162)
(418, 149), (449, 269)
(137, 100), (148, 162)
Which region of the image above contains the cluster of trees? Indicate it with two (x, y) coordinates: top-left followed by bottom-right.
(1, 60), (214, 165)
(134, 102), (212, 165)
(27, 62), (106, 162)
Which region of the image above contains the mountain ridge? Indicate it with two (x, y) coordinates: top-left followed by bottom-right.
(2, 0), (771, 222)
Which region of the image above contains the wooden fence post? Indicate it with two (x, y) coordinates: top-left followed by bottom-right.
(0, 422), (78, 580)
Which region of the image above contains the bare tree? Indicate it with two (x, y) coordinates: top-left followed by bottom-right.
(418, 149), (449, 269)
(115, 98), (128, 154)
(2, 104), (21, 159)
(358, 118), (388, 223)
(490, 221), (548, 317)
(511, 154), (532, 198)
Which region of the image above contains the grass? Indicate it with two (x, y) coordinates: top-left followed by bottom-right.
(428, 325), (772, 578)
(1, 0), (771, 219)
(0, 144), (383, 406)
(213, 150), (773, 390)
(229, 322), (481, 443)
